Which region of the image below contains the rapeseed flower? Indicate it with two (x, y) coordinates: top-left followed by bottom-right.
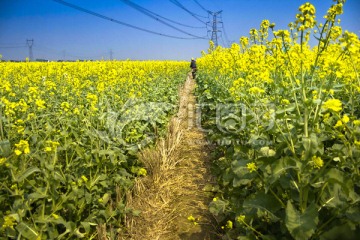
(35, 99), (46, 110)
(14, 140), (30, 155)
(2, 215), (17, 230)
(61, 102), (70, 112)
(0, 158), (7, 165)
(236, 215), (246, 223)
(248, 87), (265, 95)
(226, 220), (233, 229)
(44, 140), (60, 152)
(311, 156), (324, 169)
(334, 120), (343, 128)
(81, 175), (88, 183)
(246, 162), (257, 172)
(281, 99), (290, 105)
(342, 114), (349, 123)
(322, 99), (342, 112)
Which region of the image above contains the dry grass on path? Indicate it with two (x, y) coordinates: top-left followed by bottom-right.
(120, 74), (219, 240)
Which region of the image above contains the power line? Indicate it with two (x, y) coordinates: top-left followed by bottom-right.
(219, 34), (225, 47)
(169, 0), (208, 24)
(0, 45), (27, 49)
(53, 0), (204, 40)
(118, 0), (206, 38)
(33, 45), (105, 60)
(192, 0), (209, 13)
(119, 0), (205, 29)
(222, 24), (231, 46)
(219, 15), (231, 46)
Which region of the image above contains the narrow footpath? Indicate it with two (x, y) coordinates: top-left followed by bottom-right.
(123, 74), (218, 239)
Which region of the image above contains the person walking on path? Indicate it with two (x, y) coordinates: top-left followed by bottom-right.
(190, 57), (197, 79)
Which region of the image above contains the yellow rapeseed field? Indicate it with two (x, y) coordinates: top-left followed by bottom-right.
(196, 1), (360, 239)
(0, 60), (187, 238)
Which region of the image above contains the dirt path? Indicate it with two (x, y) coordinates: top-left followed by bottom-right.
(122, 74), (218, 239)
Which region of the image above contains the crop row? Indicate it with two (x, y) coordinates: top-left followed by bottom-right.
(196, 1), (360, 239)
(0, 60), (188, 239)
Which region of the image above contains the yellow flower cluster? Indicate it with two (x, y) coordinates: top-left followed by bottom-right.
(2, 215), (17, 230)
(44, 140), (60, 153)
(236, 215), (246, 223)
(311, 156), (324, 169)
(322, 99), (342, 112)
(195, 1), (359, 237)
(0, 157), (7, 165)
(14, 140), (30, 156)
(0, 60), (188, 160)
(246, 162), (257, 173)
(296, 2), (316, 31)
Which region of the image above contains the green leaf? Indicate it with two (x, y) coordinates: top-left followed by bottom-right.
(101, 193), (111, 205)
(0, 139), (11, 157)
(54, 171), (66, 182)
(16, 222), (39, 239)
(285, 201), (319, 240)
(80, 222), (97, 234)
(16, 167), (41, 182)
(231, 160), (256, 187)
(243, 192), (282, 221)
(58, 221), (75, 239)
(346, 206), (360, 223)
(319, 222), (359, 240)
(89, 174), (107, 189)
(321, 168), (360, 207)
(302, 133), (323, 159)
(27, 192), (47, 201)
(264, 157), (299, 188)
(209, 199), (228, 216)
(275, 103), (296, 116)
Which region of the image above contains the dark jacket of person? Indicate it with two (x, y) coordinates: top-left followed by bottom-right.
(190, 60), (197, 69)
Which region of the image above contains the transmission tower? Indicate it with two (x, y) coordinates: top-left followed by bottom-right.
(26, 39), (34, 61)
(62, 50), (66, 61)
(109, 49), (113, 60)
(208, 11), (222, 47)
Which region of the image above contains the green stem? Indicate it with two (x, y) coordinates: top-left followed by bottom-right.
(298, 172), (303, 211)
(270, 188), (286, 208)
(282, 40), (301, 118)
(0, 107), (4, 140)
(303, 105), (309, 138)
(309, 20), (331, 84)
(285, 117), (296, 154)
(315, 205), (350, 237)
(317, 215), (337, 234)
(256, 171), (286, 208)
(301, 185), (309, 212)
(316, 182), (328, 205)
(348, 54), (360, 117)
(300, 34), (309, 138)
(241, 219), (263, 237)
(275, 121), (295, 155)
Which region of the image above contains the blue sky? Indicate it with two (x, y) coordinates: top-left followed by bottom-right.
(0, 0), (359, 61)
